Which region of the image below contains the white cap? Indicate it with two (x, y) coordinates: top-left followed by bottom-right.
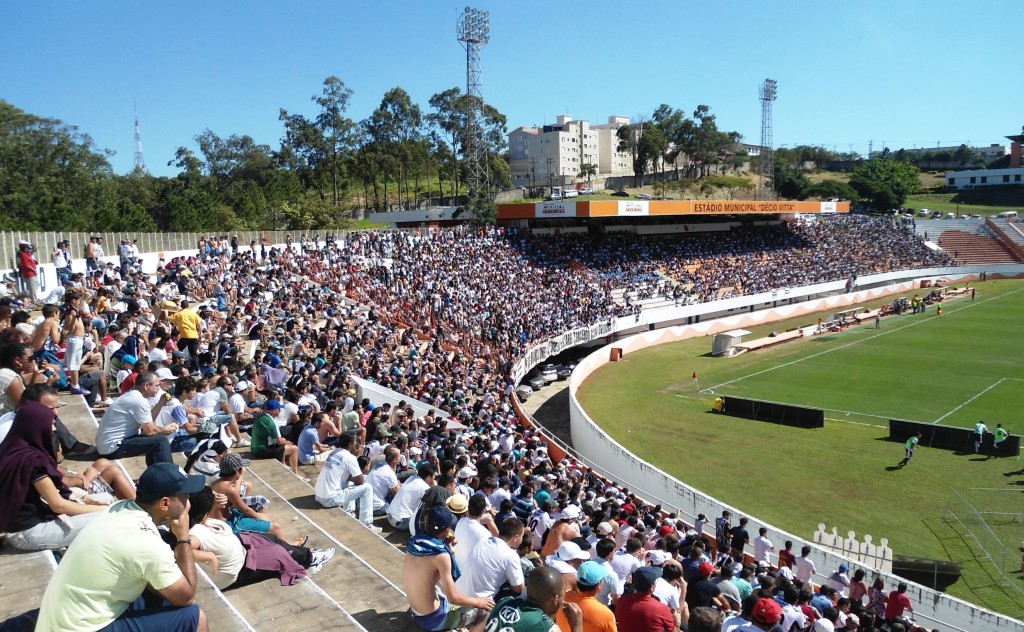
(155, 368), (177, 381)
(561, 504), (582, 521)
(556, 541), (589, 562)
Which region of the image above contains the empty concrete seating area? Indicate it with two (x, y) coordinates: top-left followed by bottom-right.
(0, 394), (424, 632)
(916, 218), (1023, 264)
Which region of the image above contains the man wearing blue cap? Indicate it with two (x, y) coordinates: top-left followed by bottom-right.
(251, 398), (299, 476)
(555, 561), (616, 632)
(37, 463), (208, 631)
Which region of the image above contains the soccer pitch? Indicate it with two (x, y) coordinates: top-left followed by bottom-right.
(577, 279), (1024, 618)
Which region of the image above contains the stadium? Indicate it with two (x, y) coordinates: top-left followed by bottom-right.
(488, 199), (1024, 629)
(3, 203), (1024, 632)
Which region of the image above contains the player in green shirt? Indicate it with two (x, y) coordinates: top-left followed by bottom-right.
(994, 424), (1008, 452)
(898, 432), (921, 468)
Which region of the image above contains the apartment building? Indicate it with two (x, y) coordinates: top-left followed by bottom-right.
(508, 115), (633, 188)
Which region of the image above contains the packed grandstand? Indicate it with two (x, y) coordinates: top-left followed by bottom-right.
(0, 214), (965, 631)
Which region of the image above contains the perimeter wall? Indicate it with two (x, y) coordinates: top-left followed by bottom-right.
(565, 270), (1024, 632)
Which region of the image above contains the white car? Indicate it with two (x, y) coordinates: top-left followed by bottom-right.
(636, 193), (653, 200)
(579, 187), (593, 195)
(563, 189), (579, 198)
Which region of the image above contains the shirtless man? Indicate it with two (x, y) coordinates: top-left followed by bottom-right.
(404, 505), (494, 632)
(32, 305), (61, 359)
(62, 290), (89, 395)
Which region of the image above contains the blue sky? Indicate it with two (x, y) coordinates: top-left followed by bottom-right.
(3, 1), (1021, 177)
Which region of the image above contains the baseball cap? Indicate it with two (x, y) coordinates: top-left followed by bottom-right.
(136, 463), (206, 503)
(423, 505), (457, 537)
(751, 597), (783, 625)
(556, 541), (589, 562)
(172, 351), (186, 359)
(838, 564), (849, 572)
(457, 466), (475, 480)
(446, 493), (469, 516)
(648, 550), (670, 566)
(631, 566), (663, 592)
(155, 368), (177, 381)
(121, 354), (138, 366)
(219, 453), (251, 477)
(234, 380), (250, 392)
(698, 562), (715, 577)
(560, 504), (581, 521)
(659, 524), (675, 537)
(596, 521), (614, 535)
(265, 399), (284, 410)
(847, 614), (860, 627)
(577, 561), (609, 588)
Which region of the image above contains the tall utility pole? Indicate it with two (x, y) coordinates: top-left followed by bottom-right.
(133, 100), (146, 174)
(758, 78), (777, 201)
(457, 6), (490, 201)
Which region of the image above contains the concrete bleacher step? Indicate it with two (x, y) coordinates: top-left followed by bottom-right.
(242, 459), (418, 631)
(0, 550), (56, 621)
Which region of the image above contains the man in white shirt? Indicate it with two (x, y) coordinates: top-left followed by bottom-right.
(192, 378), (246, 446)
(609, 537), (645, 584)
(314, 433), (382, 534)
(754, 526), (774, 565)
(455, 517), (525, 599)
(453, 494), (496, 570)
(386, 462), (436, 531)
(795, 545), (817, 584)
(367, 446), (401, 516)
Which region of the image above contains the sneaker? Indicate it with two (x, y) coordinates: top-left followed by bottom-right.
(236, 439), (251, 447)
(100, 398), (114, 406)
(310, 547), (335, 567)
(364, 524), (383, 535)
(69, 385), (90, 395)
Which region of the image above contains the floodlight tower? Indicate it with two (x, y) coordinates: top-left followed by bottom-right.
(133, 101), (146, 174)
(758, 78), (777, 201)
(457, 6), (490, 199)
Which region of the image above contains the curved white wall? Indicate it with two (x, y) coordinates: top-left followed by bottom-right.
(567, 274), (1024, 632)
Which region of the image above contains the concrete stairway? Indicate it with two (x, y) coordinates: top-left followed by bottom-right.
(0, 550), (56, 622)
(1, 394), (426, 631)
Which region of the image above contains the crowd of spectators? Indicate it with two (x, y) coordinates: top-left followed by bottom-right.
(0, 217), (949, 631)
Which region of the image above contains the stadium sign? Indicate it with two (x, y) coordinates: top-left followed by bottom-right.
(617, 201), (650, 216)
(497, 199), (850, 220)
(537, 202), (577, 217)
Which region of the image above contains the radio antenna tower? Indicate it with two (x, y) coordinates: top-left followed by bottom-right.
(758, 78), (777, 201)
(457, 6), (490, 201)
(133, 101), (146, 174)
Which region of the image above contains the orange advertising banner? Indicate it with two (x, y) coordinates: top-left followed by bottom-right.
(498, 199), (849, 219)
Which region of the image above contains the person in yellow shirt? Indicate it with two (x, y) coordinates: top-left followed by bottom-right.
(556, 561), (617, 632)
(169, 300), (202, 370)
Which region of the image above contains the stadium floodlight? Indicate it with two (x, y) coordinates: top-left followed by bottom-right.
(458, 6), (490, 45)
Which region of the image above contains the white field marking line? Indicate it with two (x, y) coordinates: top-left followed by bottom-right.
(932, 378), (1006, 425)
(968, 488), (1024, 492)
(825, 417), (887, 429)
(246, 466), (409, 598)
(700, 286), (1024, 393)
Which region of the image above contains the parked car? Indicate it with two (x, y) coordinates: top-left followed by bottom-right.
(944, 213), (955, 219)
(931, 211), (943, 219)
(611, 190), (629, 197)
(515, 385), (533, 401)
(555, 363), (576, 380)
(636, 193), (653, 200)
(579, 187), (593, 195)
(527, 375), (546, 391)
(563, 189), (579, 198)
(918, 208), (931, 216)
(539, 364), (558, 383)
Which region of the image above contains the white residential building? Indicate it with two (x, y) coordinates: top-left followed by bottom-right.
(508, 115), (633, 188)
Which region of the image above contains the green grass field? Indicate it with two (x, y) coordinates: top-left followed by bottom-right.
(578, 279), (1024, 618)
